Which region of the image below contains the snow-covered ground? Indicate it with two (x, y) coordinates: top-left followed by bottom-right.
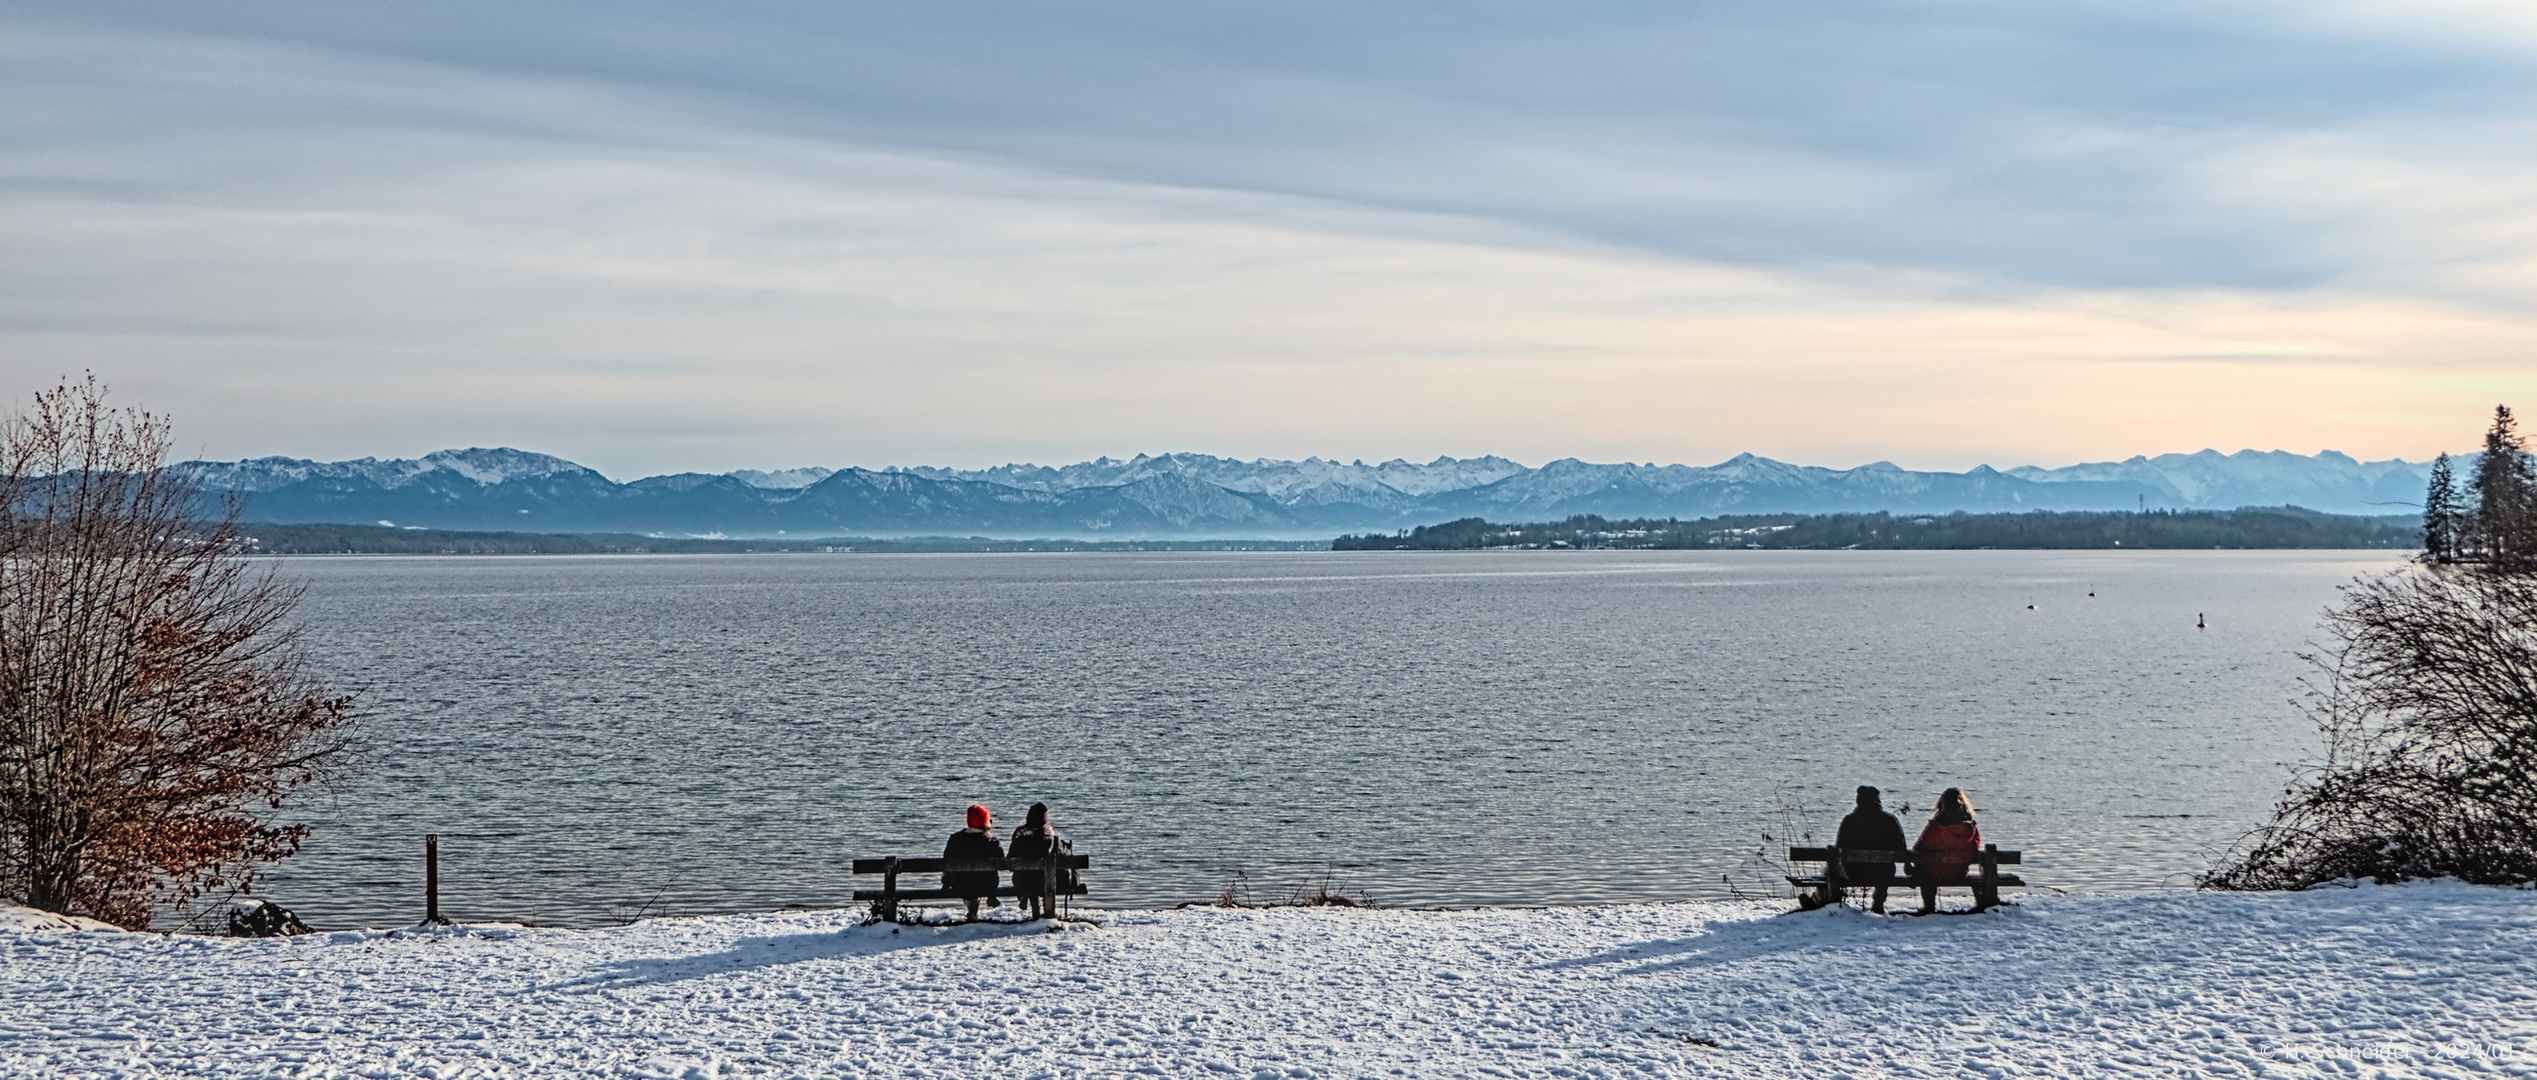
(5, 884), (2531, 1078)
(0, 903), (119, 935)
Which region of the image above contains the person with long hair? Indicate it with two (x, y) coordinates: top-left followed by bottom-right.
(1912, 787), (1982, 914)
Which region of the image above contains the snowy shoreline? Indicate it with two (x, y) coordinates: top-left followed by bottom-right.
(7, 884), (2531, 1078)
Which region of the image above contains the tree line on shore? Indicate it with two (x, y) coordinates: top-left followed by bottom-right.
(1334, 507), (2419, 551)
(2419, 404), (2537, 568)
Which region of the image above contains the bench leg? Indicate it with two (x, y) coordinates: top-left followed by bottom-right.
(1975, 845), (2001, 912)
(1818, 854), (1849, 911)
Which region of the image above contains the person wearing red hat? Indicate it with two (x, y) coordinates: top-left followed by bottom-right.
(943, 804), (1004, 921)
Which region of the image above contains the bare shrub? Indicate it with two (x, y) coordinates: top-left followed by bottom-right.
(1281, 869), (1372, 908)
(1185, 867), (1372, 909)
(0, 377), (355, 928)
(1725, 789), (1828, 902)
(2203, 564), (2537, 890)
(1216, 869), (1253, 908)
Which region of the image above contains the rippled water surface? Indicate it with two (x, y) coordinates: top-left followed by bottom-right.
(253, 550), (2398, 928)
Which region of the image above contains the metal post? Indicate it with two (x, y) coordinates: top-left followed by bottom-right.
(425, 834), (448, 925)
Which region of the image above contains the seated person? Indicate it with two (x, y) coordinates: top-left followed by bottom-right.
(1006, 802), (1071, 919)
(1835, 785), (1908, 913)
(943, 804), (1004, 921)
(1912, 787), (1983, 914)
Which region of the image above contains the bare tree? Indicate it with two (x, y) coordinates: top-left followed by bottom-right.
(2203, 563), (2537, 890)
(2210, 404), (2537, 891)
(0, 377), (353, 929)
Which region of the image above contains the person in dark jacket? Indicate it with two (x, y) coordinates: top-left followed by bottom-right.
(1006, 802), (1068, 919)
(1913, 787), (1983, 915)
(1834, 785), (1909, 913)
(943, 804), (1004, 921)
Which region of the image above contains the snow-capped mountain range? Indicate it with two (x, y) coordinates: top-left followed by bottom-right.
(175, 446), (2438, 539)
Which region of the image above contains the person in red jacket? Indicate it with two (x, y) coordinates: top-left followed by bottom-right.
(1911, 787), (1981, 915)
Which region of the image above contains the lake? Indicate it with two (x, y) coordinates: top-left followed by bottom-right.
(248, 550), (2399, 929)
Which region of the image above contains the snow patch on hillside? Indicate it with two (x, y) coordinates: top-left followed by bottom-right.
(417, 448), (592, 485)
(727, 466), (837, 489)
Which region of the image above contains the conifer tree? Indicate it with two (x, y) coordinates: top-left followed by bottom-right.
(2423, 452), (2461, 563)
(2469, 405), (2536, 567)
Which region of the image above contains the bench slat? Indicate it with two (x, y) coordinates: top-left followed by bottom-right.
(1785, 875), (2026, 889)
(851, 856), (1091, 874)
(1787, 847), (2021, 865)
(853, 885), (1090, 901)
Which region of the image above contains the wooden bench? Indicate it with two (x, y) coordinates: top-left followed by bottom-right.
(1785, 845), (2024, 912)
(850, 855), (1091, 922)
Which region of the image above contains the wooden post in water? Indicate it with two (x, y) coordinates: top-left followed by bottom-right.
(424, 834), (449, 925)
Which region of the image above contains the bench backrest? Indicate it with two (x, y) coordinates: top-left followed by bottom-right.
(851, 856), (1091, 874)
(1787, 846), (2021, 865)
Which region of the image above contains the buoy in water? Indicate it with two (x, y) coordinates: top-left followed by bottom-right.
(2197, 613), (2206, 629)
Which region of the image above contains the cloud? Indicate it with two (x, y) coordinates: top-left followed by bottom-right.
(3, 3), (2535, 474)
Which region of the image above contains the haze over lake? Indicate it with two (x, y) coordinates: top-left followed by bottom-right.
(257, 550), (2397, 929)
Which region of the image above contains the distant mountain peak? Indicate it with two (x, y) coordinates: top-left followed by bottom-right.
(178, 445), (2443, 539)
(419, 448), (592, 485)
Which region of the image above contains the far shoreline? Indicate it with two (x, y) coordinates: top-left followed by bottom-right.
(241, 507), (2420, 556)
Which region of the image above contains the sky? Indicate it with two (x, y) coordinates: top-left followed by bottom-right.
(6, 0), (2537, 478)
